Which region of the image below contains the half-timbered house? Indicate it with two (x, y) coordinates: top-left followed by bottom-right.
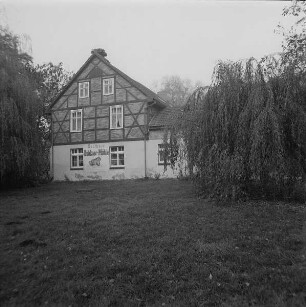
(49, 49), (180, 181)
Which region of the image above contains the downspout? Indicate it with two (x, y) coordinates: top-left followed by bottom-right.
(51, 113), (54, 180)
(144, 100), (157, 178)
(144, 133), (147, 178)
(144, 103), (148, 178)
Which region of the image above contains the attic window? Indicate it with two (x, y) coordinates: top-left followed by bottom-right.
(103, 78), (114, 95)
(79, 82), (89, 98)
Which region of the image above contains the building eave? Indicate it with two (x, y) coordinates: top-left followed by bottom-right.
(48, 54), (96, 113)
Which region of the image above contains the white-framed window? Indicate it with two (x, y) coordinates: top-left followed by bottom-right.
(70, 109), (82, 132)
(103, 78), (114, 95)
(78, 82), (89, 98)
(71, 148), (84, 169)
(158, 144), (169, 165)
(110, 105), (123, 129)
(110, 146), (124, 168)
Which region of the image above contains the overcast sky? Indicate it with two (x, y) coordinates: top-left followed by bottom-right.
(1, 0), (292, 89)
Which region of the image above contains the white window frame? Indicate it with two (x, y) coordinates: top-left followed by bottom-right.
(70, 109), (83, 132)
(71, 148), (84, 169)
(158, 144), (169, 165)
(110, 105), (123, 129)
(109, 146), (125, 168)
(103, 78), (114, 95)
(78, 81), (89, 98)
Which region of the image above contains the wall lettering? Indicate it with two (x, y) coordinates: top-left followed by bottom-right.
(84, 149), (109, 156)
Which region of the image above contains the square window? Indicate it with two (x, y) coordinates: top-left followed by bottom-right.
(70, 109), (82, 132)
(109, 146), (124, 168)
(110, 105), (123, 129)
(103, 78), (114, 95)
(78, 82), (89, 98)
(71, 148), (84, 169)
(158, 144), (169, 165)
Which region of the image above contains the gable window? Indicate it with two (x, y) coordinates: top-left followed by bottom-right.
(70, 109), (82, 132)
(110, 105), (123, 129)
(103, 78), (114, 95)
(158, 144), (169, 165)
(71, 148), (84, 169)
(110, 146), (124, 168)
(79, 82), (89, 98)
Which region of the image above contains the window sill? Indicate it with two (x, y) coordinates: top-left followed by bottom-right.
(110, 127), (123, 130)
(158, 163), (170, 166)
(70, 168), (84, 170)
(110, 167), (125, 169)
(103, 93), (114, 96)
(79, 96), (89, 99)
(70, 130), (82, 133)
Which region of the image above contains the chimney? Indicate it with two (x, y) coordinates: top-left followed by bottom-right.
(91, 48), (107, 57)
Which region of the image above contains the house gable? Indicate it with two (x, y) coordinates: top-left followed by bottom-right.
(51, 49), (165, 145)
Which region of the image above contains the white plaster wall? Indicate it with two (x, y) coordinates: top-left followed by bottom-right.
(146, 139), (178, 178)
(147, 129), (188, 178)
(52, 138), (179, 181)
(53, 141), (146, 181)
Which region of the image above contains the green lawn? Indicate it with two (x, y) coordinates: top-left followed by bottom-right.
(1, 179), (306, 306)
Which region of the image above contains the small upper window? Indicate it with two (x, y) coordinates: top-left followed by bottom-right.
(70, 109), (82, 132)
(110, 105), (123, 129)
(103, 78), (114, 95)
(79, 82), (89, 98)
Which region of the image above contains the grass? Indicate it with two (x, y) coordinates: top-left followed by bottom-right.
(0, 179), (306, 306)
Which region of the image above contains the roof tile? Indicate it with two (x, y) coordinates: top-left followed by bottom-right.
(149, 107), (182, 128)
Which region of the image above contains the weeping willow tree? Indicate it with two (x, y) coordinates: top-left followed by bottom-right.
(163, 0), (306, 199)
(169, 56), (306, 199)
(0, 28), (45, 187)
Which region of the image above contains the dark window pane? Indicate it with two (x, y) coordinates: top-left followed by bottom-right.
(77, 118), (81, 130)
(72, 119), (76, 131)
(112, 114), (116, 127)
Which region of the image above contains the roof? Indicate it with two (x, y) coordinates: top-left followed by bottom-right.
(149, 107), (182, 129)
(91, 50), (167, 108)
(48, 49), (167, 112)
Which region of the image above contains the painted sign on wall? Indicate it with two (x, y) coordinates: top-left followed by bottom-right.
(84, 144), (109, 168)
(84, 144), (109, 157)
(89, 156), (101, 166)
